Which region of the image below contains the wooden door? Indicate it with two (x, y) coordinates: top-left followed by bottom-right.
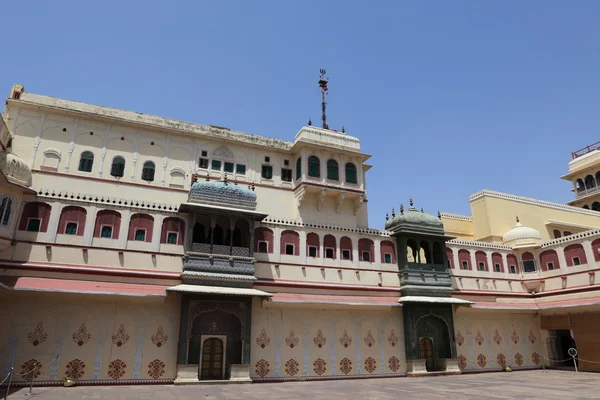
(201, 338), (224, 379)
(419, 337), (435, 371)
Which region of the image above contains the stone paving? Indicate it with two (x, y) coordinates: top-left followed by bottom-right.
(5, 370), (600, 400)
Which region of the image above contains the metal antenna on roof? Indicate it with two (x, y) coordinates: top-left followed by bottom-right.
(318, 69), (329, 130)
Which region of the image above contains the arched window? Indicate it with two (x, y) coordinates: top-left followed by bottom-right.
(576, 179), (585, 192)
(564, 244), (587, 266)
(380, 240), (396, 264)
(281, 230), (300, 256)
(110, 156), (125, 177)
(553, 229), (562, 239)
(458, 249), (471, 270)
(592, 202), (600, 212)
(308, 156), (320, 178)
(78, 151), (94, 172)
(475, 251), (487, 271)
(170, 168), (185, 188)
(255, 227), (274, 253)
(585, 174), (596, 189)
(128, 214), (154, 242)
(446, 248), (454, 269)
(327, 159), (339, 181)
(307, 233), (320, 258)
(161, 217), (185, 245)
(296, 158), (302, 180)
(345, 163), (357, 184)
(141, 161), (155, 181)
(93, 210), (121, 239)
(491, 252), (504, 272)
(58, 206), (87, 236)
(539, 250), (559, 271)
(0, 196), (13, 226)
(324, 234), (336, 259)
(340, 236), (353, 261)
(358, 238), (374, 262)
(19, 202), (52, 232)
(420, 241), (431, 264)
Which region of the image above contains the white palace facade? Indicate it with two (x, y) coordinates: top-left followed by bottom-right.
(1, 83), (600, 386)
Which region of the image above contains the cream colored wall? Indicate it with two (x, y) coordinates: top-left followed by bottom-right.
(0, 183), (25, 243)
(454, 309), (543, 371)
(250, 299), (405, 379)
(470, 193), (600, 242)
(441, 215), (474, 240)
(0, 291), (179, 382)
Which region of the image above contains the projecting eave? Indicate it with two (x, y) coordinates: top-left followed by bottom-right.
(178, 202), (268, 221)
(0, 170), (36, 195)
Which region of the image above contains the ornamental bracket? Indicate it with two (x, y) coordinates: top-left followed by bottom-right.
(317, 189), (327, 211)
(336, 192), (346, 213)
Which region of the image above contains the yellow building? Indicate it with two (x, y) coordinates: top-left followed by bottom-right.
(1, 82), (599, 386)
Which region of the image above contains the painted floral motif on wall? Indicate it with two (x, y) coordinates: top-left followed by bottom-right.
(111, 325), (130, 347)
(72, 324), (91, 346)
(510, 329), (519, 344)
(284, 359), (299, 376)
(493, 329), (502, 345)
(532, 352), (541, 366)
(387, 330), (399, 347)
(364, 357), (377, 373)
(313, 329), (327, 348)
(514, 352), (523, 367)
(477, 354), (487, 368)
(528, 330), (537, 344)
(313, 358), (327, 376)
(108, 359), (127, 380)
(151, 326), (168, 348)
(497, 353), (506, 369)
(388, 356), (400, 372)
(65, 359), (86, 379)
(285, 329), (299, 349)
(474, 330), (484, 346)
(364, 330), (375, 348)
(255, 359), (270, 377)
(339, 357), (352, 375)
(20, 359), (42, 381)
(457, 355), (467, 371)
(339, 330), (352, 348)
(148, 359), (165, 379)
(255, 329), (270, 349)
(27, 323), (48, 347)
(455, 330), (464, 346)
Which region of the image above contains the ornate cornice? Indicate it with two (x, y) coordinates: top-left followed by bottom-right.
(259, 217), (391, 238)
(447, 239), (511, 250)
(440, 212), (473, 222)
(541, 228), (600, 248)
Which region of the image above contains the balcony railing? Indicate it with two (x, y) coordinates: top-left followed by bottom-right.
(572, 141), (600, 159)
(191, 243), (250, 257)
(576, 185), (599, 198)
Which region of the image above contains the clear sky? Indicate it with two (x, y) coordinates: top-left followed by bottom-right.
(2, 1), (599, 228)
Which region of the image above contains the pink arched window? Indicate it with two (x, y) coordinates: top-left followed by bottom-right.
(307, 232), (320, 258)
(475, 251), (488, 271)
(161, 217), (185, 245)
(380, 240), (396, 264)
(254, 227), (273, 253)
(564, 244), (587, 266)
(281, 230), (300, 256)
(340, 236), (353, 261)
(539, 250), (559, 271)
(446, 248), (454, 269)
(358, 238), (375, 262)
(507, 254), (519, 273)
(593, 238), (600, 262)
(128, 214), (154, 242)
(457, 249), (471, 270)
(324, 234), (336, 259)
(94, 210), (121, 239)
(57, 206), (87, 236)
(19, 202), (52, 232)
(491, 252), (504, 272)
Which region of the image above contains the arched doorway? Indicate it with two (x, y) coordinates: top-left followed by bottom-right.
(201, 337), (225, 379)
(416, 315), (451, 371)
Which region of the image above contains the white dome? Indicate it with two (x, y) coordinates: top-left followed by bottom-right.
(502, 218), (542, 249)
(0, 150), (32, 187)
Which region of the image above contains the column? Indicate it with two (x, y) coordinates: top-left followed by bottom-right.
(501, 253), (510, 278)
(556, 246), (569, 273)
(319, 235), (325, 266)
(469, 251), (476, 271)
(374, 238), (382, 268)
(151, 214), (162, 252)
(45, 203), (63, 243)
(340, 157), (346, 185)
(453, 250), (460, 271)
(582, 240), (596, 267)
(118, 210), (132, 248)
(82, 205), (97, 246)
(336, 234), (341, 267)
(352, 238), (359, 267)
(274, 227), (282, 262)
(299, 230), (307, 265)
(320, 152), (326, 183)
(486, 251), (493, 273)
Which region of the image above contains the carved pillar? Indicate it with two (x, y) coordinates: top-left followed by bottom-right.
(501, 253), (509, 277)
(299, 230), (307, 265)
(48, 304), (68, 379)
(64, 142), (76, 173)
(453, 250), (460, 271)
(582, 240), (595, 267)
(249, 219), (255, 257)
(556, 246), (569, 273)
(45, 202), (63, 243)
(161, 156), (168, 186)
(187, 211), (196, 251)
(244, 301), (252, 364)
(469, 250), (476, 271)
(177, 294), (190, 364)
(486, 251), (493, 273)
(130, 151), (139, 181)
(374, 238), (382, 268)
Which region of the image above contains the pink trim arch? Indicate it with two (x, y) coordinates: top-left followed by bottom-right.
(539, 250), (560, 271)
(358, 238), (374, 262)
(160, 217), (185, 245)
(324, 234), (336, 259)
(57, 206), (87, 236)
(446, 248), (454, 269)
(491, 252), (504, 272)
(280, 230), (300, 256)
(458, 249), (471, 270)
(564, 244), (587, 266)
(507, 254), (519, 273)
(19, 202), (52, 232)
(593, 238), (600, 262)
(475, 251), (488, 271)
(128, 214), (154, 242)
(306, 233), (320, 257)
(93, 210), (121, 239)
(380, 240), (396, 263)
(340, 236), (353, 261)
(254, 227), (273, 253)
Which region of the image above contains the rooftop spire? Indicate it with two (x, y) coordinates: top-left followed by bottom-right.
(318, 69), (329, 130)
(516, 215), (520, 223)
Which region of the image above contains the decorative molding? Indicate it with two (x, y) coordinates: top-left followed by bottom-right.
(542, 228), (600, 248)
(440, 212), (473, 222)
(447, 239), (511, 250)
(336, 192), (346, 213)
(317, 189), (327, 211)
(259, 217), (390, 237)
(353, 195), (365, 216)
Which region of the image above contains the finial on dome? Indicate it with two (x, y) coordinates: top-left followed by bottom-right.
(251, 182), (255, 191)
(391, 208), (395, 218)
(421, 207), (424, 213)
(516, 215), (520, 223)
(409, 198), (414, 207)
(205, 173), (210, 182)
(341, 125), (345, 133)
(308, 118), (312, 126)
(400, 204), (404, 214)
(223, 173), (228, 185)
(386, 212), (389, 221)
(438, 210), (442, 219)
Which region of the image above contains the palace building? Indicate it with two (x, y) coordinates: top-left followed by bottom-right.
(1, 81), (600, 386)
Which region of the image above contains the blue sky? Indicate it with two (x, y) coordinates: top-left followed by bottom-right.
(2, 1), (599, 228)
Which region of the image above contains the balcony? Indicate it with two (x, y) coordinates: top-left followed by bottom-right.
(572, 141), (600, 159)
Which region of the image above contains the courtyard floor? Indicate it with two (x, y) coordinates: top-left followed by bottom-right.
(5, 370), (600, 400)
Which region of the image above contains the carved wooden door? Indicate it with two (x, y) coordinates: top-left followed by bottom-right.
(419, 337), (435, 371)
(201, 338), (224, 379)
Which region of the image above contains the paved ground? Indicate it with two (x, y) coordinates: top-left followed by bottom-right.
(5, 370), (600, 400)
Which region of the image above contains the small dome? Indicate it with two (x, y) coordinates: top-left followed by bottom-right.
(189, 180), (257, 210)
(0, 150), (32, 187)
(385, 206), (444, 236)
(502, 218), (542, 249)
